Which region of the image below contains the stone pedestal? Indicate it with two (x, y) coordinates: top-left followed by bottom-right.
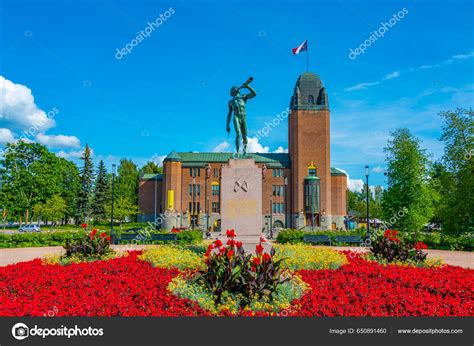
(219, 158), (269, 253)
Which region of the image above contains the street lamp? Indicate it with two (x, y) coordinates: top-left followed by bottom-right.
(365, 165), (370, 234)
(153, 174), (157, 229)
(111, 164), (116, 233)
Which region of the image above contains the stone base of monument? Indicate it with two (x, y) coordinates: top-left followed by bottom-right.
(219, 158), (272, 254)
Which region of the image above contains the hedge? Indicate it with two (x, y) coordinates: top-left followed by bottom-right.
(277, 229), (473, 251)
(0, 231), (86, 248)
(277, 229), (365, 244)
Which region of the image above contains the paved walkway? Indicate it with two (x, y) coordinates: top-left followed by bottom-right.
(0, 245), (472, 268)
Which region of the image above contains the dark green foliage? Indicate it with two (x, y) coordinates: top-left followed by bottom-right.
(91, 160), (108, 221)
(277, 229), (365, 244)
(370, 230), (427, 263)
(382, 129), (435, 232)
(436, 108), (474, 234)
(0, 231), (85, 248)
(116, 159), (139, 205)
(76, 144), (94, 223)
(195, 239), (288, 306)
(139, 161), (162, 175)
(64, 230), (111, 258)
(176, 230), (203, 244)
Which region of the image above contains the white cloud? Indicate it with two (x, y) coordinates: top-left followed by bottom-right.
(212, 141), (230, 152)
(383, 71), (400, 80)
(372, 165), (384, 173)
(0, 128), (15, 145)
(348, 178), (364, 192)
(0, 76), (55, 132)
(212, 138), (286, 154)
(36, 133), (81, 149)
(150, 154), (166, 166)
(56, 147), (93, 160)
(452, 51), (474, 60)
(345, 81), (380, 92)
(273, 146), (288, 153)
(246, 137), (270, 153)
(56, 150), (84, 159)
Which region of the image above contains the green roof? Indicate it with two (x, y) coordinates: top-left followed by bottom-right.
(170, 152), (291, 168)
(163, 150), (182, 162)
(141, 173), (163, 181)
(331, 167), (347, 176)
(161, 151), (347, 175)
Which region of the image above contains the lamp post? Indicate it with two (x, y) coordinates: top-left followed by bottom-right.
(269, 198), (273, 234)
(365, 165), (370, 233)
(111, 164), (116, 233)
(153, 174), (157, 229)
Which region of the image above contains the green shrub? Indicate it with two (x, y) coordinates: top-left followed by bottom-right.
(0, 231), (85, 248)
(276, 229), (305, 244)
(176, 230), (203, 244)
(277, 228), (365, 244)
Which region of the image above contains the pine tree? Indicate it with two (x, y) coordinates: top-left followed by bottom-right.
(76, 144), (94, 223)
(91, 160), (108, 222)
(116, 159), (139, 204)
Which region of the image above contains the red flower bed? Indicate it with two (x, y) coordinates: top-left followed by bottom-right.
(0, 252), (210, 316)
(0, 251), (472, 316)
(295, 253), (473, 316)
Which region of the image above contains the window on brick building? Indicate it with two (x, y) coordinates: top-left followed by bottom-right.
(272, 168), (283, 177)
(212, 202), (220, 213)
(212, 184), (220, 195)
(213, 168), (219, 177)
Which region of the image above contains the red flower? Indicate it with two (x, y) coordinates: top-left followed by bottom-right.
(99, 232), (107, 238)
(227, 239), (236, 247)
(415, 242), (428, 250)
(255, 244), (264, 255)
(262, 253), (271, 262)
(226, 229), (236, 238)
(260, 236), (266, 243)
(213, 239), (223, 247)
(219, 247), (226, 255)
(235, 241), (242, 248)
(81, 223), (88, 229)
(227, 250), (234, 259)
(252, 257), (261, 266)
(90, 229), (97, 240)
(171, 228), (181, 233)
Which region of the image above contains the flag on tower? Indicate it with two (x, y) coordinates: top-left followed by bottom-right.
(292, 40), (308, 55)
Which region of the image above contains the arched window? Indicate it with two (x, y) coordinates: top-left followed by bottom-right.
(308, 94), (315, 104)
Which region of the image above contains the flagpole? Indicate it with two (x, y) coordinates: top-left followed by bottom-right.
(306, 48), (309, 72)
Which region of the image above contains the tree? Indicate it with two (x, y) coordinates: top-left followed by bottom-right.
(0, 142), (64, 224)
(139, 161), (162, 176)
(91, 160), (108, 222)
(436, 108), (474, 234)
(57, 158), (80, 224)
(76, 144), (94, 223)
(33, 194), (68, 229)
(116, 159), (139, 205)
(382, 129), (435, 232)
(106, 197), (139, 229)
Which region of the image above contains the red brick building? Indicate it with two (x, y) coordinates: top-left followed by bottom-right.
(138, 72), (347, 231)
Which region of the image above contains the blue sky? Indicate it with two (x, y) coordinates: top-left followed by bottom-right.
(1, 0), (473, 189)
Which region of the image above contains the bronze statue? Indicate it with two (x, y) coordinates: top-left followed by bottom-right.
(226, 77), (257, 155)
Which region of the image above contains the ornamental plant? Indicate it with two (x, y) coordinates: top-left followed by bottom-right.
(370, 229), (428, 263)
(194, 230), (288, 306)
(63, 224), (112, 259)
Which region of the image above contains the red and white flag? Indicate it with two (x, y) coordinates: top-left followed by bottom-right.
(292, 40), (308, 55)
